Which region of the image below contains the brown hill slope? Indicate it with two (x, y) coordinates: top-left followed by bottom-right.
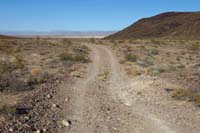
(106, 12), (200, 40)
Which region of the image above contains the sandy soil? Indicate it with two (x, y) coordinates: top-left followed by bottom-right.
(56, 43), (200, 133)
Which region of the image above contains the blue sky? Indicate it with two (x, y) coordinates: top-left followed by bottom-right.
(0, 0), (200, 31)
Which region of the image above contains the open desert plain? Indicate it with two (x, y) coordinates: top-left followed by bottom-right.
(0, 1), (200, 133)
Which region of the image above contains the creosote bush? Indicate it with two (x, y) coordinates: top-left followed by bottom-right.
(59, 52), (90, 63)
(125, 53), (138, 62)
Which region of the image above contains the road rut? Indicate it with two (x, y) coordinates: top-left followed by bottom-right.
(64, 44), (175, 133)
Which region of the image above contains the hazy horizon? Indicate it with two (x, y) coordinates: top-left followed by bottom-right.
(0, 0), (200, 31)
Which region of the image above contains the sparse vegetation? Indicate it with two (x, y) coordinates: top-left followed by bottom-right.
(0, 102), (15, 114)
(149, 63), (176, 75)
(171, 88), (200, 105)
(125, 53), (138, 62)
(0, 38), (91, 132)
(188, 43), (200, 51)
(126, 67), (144, 76)
(59, 52), (90, 63)
(148, 49), (159, 55)
(137, 56), (154, 67)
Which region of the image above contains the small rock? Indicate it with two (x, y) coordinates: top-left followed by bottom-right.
(47, 94), (52, 99)
(71, 71), (82, 78)
(164, 88), (174, 93)
(56, 80), (61, 84)
(52, 104), (59, 108)
(65, 97), (70, 102)
(43, 129), (47, 132)
(35, 130), (41, 133)
(9, 128), (14, 132)
(16, 107), (29, 115)
(24, 116), (29, 120)
(61, 119), (71, 127)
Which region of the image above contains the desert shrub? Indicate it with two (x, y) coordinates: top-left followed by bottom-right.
(171, 88), (193, 100)
(73, 54), (90, 63)
(59, 52), (74, 61)
(171, 88), (200, 105)
(98, 71), (109, 81)
(97, 40), (103, 44)
(59, 52), (90, 63)
(151, 39), (161, 45)
(90, 38), (96, 43)
(118, 40), (125, 43)
(197, 67), (200, 76)
(126, 67), (144, 76)
(4, 47), (14, 55)
(0, 60), (17, 74)
(188, 43), (199, 51)
(149, 63), (176, 75)
(0, 67), (49, 92)
(125, 53), (138, 62)
(136, 56), (154, 67)
(148, 49), (159, 55)
(176, 64), (185, 69)
(73, 45), (90, 55)
(30, 68), (52, 84)
(30, 68), (42, 76)
(62, 39), (73, 45)
(0, 102), (15, 114)
(110, 40), (116, 44)
(30, 71), (50, 84)
(138, 45), (146, 50)
(14, 55), (25, 69)
(0, 72), (32, 92)
(124, 45), (132, 52)
(128, 40), (133, 44)
(180, 51), (186, 55)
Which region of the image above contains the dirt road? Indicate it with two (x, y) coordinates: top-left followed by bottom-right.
(61, 44), (199, 133)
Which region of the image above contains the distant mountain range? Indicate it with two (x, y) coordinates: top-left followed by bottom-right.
(0, 35), (18, 39)
(0, 31), (116, 37)
(106, 12), (200, 40)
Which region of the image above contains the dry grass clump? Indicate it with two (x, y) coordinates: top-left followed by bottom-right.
(125, 53), (138, 62)
(14, 55), (25, 69)
(197, 67), (200, 76)
(73, 45), (90, 55)
(59, 52), (90, 63)
(171, 88), (200, 105)
(171, 88), (193, 100)
(188, 42), (200, 51)
(150, 39), (162, 45)
(30, 68), (42, 76)
(58, 43), (91, 63)
(98, 71), (109, 81)
(126, 67), (145, 76)
(89, 38), (96, 43)
(136, 56), (154, 67)
(0, 102), (15, 114)
(148, 49), (159, 55)
(62, 39), (73, 45)
(30, 71), (50, 85)
(59, 52), (74, 61)
(0, 60), (17, 74)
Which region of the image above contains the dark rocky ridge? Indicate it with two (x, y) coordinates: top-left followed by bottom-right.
(106, 12), (200, 40)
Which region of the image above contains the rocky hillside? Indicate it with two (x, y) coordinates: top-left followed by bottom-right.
(106, 12), (200, 40)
